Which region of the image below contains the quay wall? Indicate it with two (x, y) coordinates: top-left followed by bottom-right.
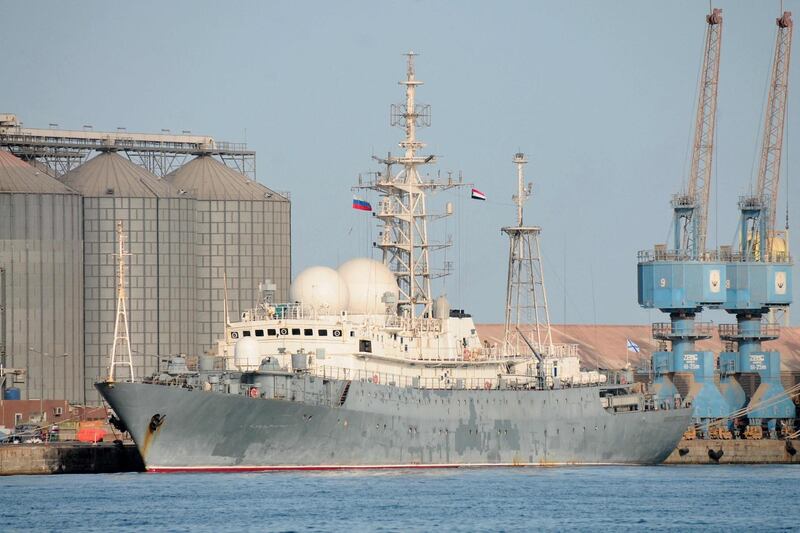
(0, 443), (144, 475)
(664, 439), (800, 464)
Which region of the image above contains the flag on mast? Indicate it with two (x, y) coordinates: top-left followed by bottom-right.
(352, 197), (372, 211)
(471, 188), (486, 201)
(626, 339), (640, 353)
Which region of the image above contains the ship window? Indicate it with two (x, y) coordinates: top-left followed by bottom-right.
(332, 329), (342, 338)
(304, 328), (313, 336)
(255, 329), (264, 337)
(54, 407), (63, 416)
(230, 331), (239, 339)
(292, 328), (301, 335)
(267, 329), (277, 336)
(350, 331), (355, 337)
(359, 340), (372, 353)
(242, 330), (252, 337)
(318, 329), (328, 337)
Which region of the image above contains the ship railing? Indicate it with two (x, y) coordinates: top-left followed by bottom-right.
(539, 343), (579, 358)
(383, 315), (403, 329)
(240, 302), (307, 321)
(315, 365), (615, 394)
(480, 342), (579, 360)
(318, 365), (526, 391)
(382, 315), (443, 334)
(240, 302), (352, 322)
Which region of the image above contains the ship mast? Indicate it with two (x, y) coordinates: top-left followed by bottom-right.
(107, 220), (135, 382)
(355, 52), (464, 322)
(502, 153), (554, 356)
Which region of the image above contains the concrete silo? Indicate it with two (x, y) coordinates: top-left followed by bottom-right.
(0, 150), (84, 407)
(62, 151), (196, 403)
(166, 155), (290, 354)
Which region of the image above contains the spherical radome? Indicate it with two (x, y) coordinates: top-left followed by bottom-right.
(338, 258), (399, 315)
(289, 266), (350, 315)
(233, 337), (261, 371)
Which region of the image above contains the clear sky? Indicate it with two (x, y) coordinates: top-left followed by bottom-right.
(3, 0), (798, 326)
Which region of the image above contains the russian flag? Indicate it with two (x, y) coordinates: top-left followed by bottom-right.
(626, 339), (640, 353)
(352, 197), (372, 211)
(471, 188), (486, 201)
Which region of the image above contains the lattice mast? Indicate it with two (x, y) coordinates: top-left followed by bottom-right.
(673, 8), (723, 258)
(107, 221), (135, 382)
(502, 153), (553, 356)
(356, 52), (464, 320)
(745, 11), (794, 260)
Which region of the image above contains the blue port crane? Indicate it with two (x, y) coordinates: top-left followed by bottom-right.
(718, 11), (795, 438)
(638, 8), (730, 426)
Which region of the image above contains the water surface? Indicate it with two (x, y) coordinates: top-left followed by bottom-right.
(1, 466), (797, 532)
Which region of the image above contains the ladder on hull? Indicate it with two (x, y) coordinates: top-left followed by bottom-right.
(338, 380), (352, 406)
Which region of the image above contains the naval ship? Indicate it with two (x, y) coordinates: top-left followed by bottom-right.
(97, 54), (692, 472)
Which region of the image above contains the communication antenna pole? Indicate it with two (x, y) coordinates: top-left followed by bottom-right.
(107, 221), (135, 382)
(502, 153), (553, 356)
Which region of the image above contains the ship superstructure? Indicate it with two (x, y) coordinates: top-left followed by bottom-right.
(214, 52), (596, 388)
(97, 53), (692, 471)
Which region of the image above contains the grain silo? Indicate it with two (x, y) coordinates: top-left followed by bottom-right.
(166, 155), (290, 354)
(62, 151), (196, 403)
(0, 150), (84, 406)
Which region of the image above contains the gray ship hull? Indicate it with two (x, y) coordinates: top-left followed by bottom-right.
(97, 379), (691, 471)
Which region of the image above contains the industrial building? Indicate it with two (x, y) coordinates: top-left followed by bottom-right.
(0, 120), (291, 408)
(166, 155), (290, 355)
(61, 151), (199, 403)
(0, 150), (84, 404)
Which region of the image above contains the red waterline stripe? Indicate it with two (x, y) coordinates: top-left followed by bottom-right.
(148, 464), (463, 473)
(146, 462), (621, 473)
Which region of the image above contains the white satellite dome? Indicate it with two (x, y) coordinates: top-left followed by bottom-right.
(233, 337), (262, 371)
(338, 258), (399, 315)
(289, 266), (349, 315)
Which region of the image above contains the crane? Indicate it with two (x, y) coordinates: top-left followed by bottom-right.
(718, 12), (795, 439)
(638, 8), (730, 428)
(750, 11), (793, 261)
(672, 8), (723, 259)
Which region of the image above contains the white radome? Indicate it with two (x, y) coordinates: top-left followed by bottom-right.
(289, 266), (350, 315)
(338, 258), (399, 315)
(233, 336), (261, 371)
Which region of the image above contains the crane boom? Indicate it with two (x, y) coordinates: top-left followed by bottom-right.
(757, 11), (793, 254)
(684, 8), (723, 257)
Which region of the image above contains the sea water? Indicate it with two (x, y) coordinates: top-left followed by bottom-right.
(1, 466), (797, 532)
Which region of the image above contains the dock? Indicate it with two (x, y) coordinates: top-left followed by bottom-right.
(0, 443), (144, 475)
(664, 438), (800, 465)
